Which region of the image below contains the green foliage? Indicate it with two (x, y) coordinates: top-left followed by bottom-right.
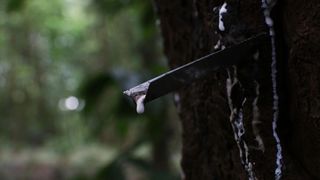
(92, 0), (126, 16)
(6, 0), (26, 12)
(0, 0), (180, 179)
(78, 71), (139, 137)
(79, 73), (117, 114)
(94, 157), (179, 180)
(95, 161), (126, 180)
(73, 139), (179, 180)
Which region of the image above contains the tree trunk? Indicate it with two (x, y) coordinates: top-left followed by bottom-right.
(153, 0), (320, 179)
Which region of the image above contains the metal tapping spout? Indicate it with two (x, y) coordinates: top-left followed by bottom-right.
(123, 33), (267, 114)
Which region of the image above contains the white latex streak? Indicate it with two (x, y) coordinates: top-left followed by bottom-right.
(226, 68), (256, 179)
(226, 70), (244, 163)
(214, 40), (221, 50)
(260, 0), (283, 179)
(219, 3), (227, 31)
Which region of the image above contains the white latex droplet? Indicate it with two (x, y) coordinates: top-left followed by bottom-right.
(136, 95), (146, 114)
(218, 2), (228, 31)
(265, 17), (273, 26)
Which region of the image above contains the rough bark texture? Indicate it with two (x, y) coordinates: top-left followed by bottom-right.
(153, 0), (320, 179)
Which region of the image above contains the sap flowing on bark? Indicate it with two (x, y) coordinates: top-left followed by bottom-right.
(216, 4), (256, 178)
(226, 68), (256, 180)
(214, 40), (221, 50)
(260, 0), (283, 179)
(218, 2), (228, 31)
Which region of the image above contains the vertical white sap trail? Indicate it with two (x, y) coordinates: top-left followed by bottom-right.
(226, 68), (256, 179)
(226, 70), (244, 163)
(244, 141), (255, 180)
(238, 99), (255, 180)
(217, 3), (256, 178)
(260, 0), (283, 179)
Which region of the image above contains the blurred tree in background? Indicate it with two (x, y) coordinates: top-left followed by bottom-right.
(0, 0), (180, 179)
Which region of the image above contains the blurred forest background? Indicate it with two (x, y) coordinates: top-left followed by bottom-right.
(0, 0), (181, 179)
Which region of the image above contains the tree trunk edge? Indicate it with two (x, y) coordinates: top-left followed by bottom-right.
(153, 0), (320, 179)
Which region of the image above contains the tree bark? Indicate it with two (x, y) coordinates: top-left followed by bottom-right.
(153, 0), (320, 179)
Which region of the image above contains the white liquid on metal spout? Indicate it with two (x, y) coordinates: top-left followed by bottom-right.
(123, 81), (149, 114)
(136, 95), (146, 114)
